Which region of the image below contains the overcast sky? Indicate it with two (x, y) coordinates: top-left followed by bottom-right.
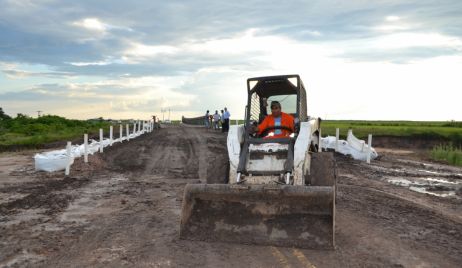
(1, 0), (461, 121)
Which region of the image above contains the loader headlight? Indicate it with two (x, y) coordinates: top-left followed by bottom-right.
(268, 132), (274, 137)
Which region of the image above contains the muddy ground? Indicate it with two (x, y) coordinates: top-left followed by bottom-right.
(0, 125), (461, 267)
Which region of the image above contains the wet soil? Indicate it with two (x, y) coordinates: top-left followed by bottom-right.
(0, 125), (461, 267)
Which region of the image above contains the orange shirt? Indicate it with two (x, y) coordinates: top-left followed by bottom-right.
(257, 112), (294, 138)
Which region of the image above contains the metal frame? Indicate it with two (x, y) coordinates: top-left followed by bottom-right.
(237, 75), (307, 177)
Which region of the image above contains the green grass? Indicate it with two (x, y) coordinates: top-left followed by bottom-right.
(320, 120), (462, 146)
(231, 120), (245, 125)
(0, 114), (110, 148)
(431, 144), (462, 167)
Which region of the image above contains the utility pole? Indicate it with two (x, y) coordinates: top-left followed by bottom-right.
(36, 110), (42, 117)
(161, 108), (166, 121)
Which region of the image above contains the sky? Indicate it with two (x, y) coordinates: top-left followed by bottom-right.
(1, 0), (461, 121)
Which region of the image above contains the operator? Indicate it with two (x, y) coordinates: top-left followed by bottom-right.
(251, 100), (294, 138)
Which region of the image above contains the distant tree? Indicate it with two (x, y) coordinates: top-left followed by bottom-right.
(16, 113), (29, 119)
(0, 107), (11, 120)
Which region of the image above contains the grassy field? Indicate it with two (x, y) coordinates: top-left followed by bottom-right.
(0, 114), (111, 149)
(320, 120), (462, 144)
(321, 120), (462, 166)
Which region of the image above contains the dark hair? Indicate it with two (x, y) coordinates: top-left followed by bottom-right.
(270, 101), (281, 108)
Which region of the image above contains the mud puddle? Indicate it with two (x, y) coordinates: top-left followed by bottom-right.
(387, 177), (462, 197)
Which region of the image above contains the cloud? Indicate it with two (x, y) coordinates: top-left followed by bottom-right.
(122, 42), (179, 63)
(0, 74), (200, 117)
(1, 0), (462, 120)
(73, 18), (107, 32)
(2, 69), (76, 79)
(385, 15), (401, 22)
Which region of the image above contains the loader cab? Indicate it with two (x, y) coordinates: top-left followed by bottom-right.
(246, 75), (308, 136)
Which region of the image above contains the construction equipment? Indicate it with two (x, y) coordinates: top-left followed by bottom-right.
(180, 74), (336, 249)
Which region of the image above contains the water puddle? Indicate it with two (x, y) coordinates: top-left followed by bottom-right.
(417, 169), (441, 175)
(387, 177), (462, 197)
(408, 186), (456, 197)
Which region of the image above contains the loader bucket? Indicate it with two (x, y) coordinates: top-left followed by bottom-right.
(180, 184), (335, 249)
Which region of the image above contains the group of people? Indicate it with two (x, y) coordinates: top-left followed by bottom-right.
(205, 107), (230, 132)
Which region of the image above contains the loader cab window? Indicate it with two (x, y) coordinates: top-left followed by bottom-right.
(266, 95), (297, 116)
(249, 92), (261, 122)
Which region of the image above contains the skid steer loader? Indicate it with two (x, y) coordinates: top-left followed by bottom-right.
(180, 74), (336, 249)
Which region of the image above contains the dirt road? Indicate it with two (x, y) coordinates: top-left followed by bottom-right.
(1, 125), (461, 267)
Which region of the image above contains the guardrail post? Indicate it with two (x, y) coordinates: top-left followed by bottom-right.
(110, 125), (113, 146)
(119, 124), (123, 141)
(99, 128), (103, 153)
(367, 134), (372, 164)
(133, 123), (136, 135)
(65, 141), (71, 176)
(126, 124), (130, 141)
(84, 134), (88, 163)
(335, 128), (339, 152)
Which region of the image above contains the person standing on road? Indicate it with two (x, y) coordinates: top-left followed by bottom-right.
(204, 110), (210, 128)
(220, 110), (224, 131)
(213, 110), (221, 130)
(223, 107), (231, 132)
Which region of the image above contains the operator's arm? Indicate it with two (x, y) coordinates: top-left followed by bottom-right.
(256, 116), (271, 135)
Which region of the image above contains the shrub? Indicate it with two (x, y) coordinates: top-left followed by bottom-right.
(431, 144), (462, 167)
(0, 114), (111, 148)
